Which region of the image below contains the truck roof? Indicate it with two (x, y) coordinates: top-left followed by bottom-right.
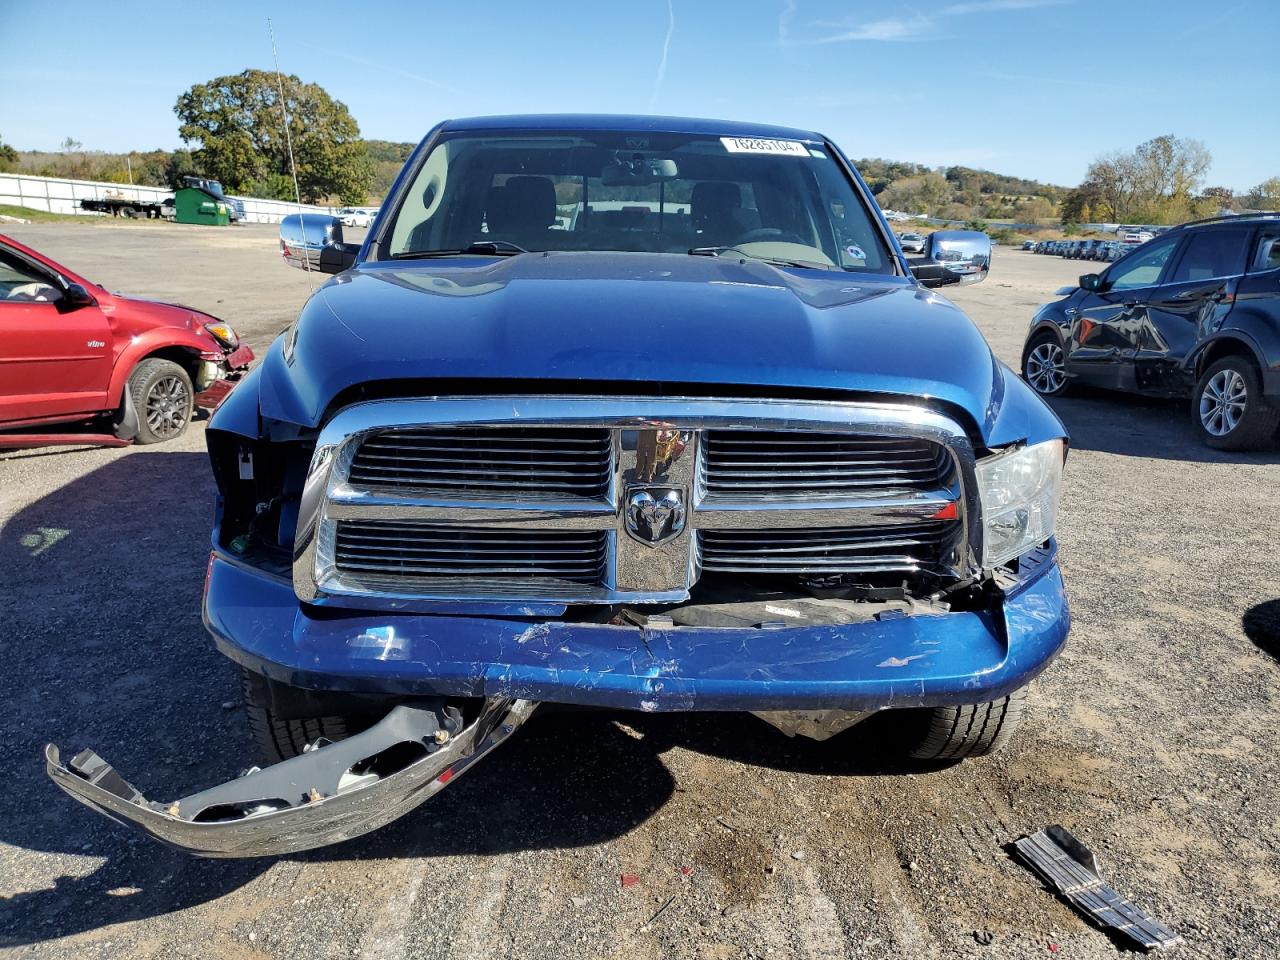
(439, 113), (825, 143)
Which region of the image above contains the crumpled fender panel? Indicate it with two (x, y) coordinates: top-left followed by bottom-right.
(45, 698), (536, 858)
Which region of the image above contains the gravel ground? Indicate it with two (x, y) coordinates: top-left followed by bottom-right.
(2, 223), (1278, 959)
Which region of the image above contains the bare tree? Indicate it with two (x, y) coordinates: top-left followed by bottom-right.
(1081, 135), (1213, 223)
(1135, 135), (1210, 199)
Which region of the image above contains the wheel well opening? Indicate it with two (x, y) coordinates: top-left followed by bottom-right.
(1199, 339), (1258, 377)
(140, 346), (202, 382)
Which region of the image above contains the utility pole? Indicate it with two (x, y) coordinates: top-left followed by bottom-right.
(126, 154), (133, 185)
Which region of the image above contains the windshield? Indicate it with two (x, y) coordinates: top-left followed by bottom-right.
(381, 130), (892, 273)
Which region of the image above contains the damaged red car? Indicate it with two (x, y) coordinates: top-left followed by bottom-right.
(0, 234), (253, 445)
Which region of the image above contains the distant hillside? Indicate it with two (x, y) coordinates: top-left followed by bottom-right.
(5, 140), (1065, 219)
(365, 139), (416, 199)
(856, 158), (1067, 222)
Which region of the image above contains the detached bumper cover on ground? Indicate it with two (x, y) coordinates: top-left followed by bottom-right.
(46, 699), (536, 858)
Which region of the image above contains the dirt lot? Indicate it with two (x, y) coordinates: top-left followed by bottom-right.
(2, 222), (1278, 959)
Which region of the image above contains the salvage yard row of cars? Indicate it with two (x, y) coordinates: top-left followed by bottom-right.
(4, 116), (1275, 877)
(1031, 231), (1155, 261)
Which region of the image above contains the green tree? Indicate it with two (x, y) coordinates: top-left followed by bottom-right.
(1059, 181), (1103, 224)
(1245, 177), (1280, 210)
(0, 134), (17, 172)
(878, 171), (951, 216)
(175, 69), (372, 204)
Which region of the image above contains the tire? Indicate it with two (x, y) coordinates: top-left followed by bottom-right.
(1193, 355), (1280, 451)
(240, 668), (361, 764)
(899, 688), (1029, 761)
(1023, 332), (1070, 397)
(128, 358), (193, 444)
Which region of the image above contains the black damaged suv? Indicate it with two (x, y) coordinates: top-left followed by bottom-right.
(1022, 213), (1280, 449)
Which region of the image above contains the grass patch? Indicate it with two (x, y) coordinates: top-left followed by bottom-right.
(0, 204), (89, 223)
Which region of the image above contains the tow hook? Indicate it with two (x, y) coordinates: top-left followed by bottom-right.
(45, 698), (538, 858)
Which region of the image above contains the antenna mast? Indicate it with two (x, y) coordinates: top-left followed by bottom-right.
(269, 17), (314, 288)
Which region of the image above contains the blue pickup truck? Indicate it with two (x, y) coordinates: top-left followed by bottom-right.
(48, 115), (1069, 857)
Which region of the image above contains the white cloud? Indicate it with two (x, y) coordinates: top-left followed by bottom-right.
(778, 0), (799, 45)
(816, 16), (930, 42)
(811, 0), (1063, 43)
(649, 0), (676, 111)
(943, 0), (1062, 13)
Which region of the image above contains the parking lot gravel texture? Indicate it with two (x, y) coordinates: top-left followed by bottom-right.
(1, 222), (1278, 959)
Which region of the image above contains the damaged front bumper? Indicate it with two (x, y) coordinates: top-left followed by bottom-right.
(204, 546), (1068, 713)
(194, 343), (255, 411)
(46, 698), (536, 858)
(48, 546), (1066, 858)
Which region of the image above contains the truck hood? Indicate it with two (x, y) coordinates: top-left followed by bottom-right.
(256, 251), (1056, 446)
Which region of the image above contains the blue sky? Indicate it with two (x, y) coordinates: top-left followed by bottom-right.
(1, 0), (1275, 190)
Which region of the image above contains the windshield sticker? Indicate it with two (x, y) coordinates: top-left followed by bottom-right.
(846, 244), (867, 260)
(720, 137), (810, 157)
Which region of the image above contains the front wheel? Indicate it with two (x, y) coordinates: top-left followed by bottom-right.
(896, 689), (1029, 760)
(1193, 356), (1279, 451)
(128, 358), (193, 444)
(1023, 334), (1070, 397)
(240, 668), (367, 764)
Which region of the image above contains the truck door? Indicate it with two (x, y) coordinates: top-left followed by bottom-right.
(1138, 226), (1252, 396)
(0, 251), (113, 423)
(1065, 234), (1180, 391)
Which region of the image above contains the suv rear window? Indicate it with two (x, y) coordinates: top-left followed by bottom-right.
(1168, 228), (1251, 284)
(1253, 233), (1280, 272)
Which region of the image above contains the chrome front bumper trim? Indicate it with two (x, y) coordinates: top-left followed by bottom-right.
(46, 699), (537, 858)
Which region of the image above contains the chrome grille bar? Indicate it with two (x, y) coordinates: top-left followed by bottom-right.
(700, 521), (956, 574)
(335, 520), (607, 582)
(701, 430), (952, 499)
(348, 426), (612, 498)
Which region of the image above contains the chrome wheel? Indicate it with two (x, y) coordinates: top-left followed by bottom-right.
(1199, 368), (1247, 436)
(1025, 341), (1066, 394)
(145, 375), (190, 439)
(1198, 371), (1249, 437)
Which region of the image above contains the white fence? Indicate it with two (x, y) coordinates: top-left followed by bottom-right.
(0, 173), (335, 224)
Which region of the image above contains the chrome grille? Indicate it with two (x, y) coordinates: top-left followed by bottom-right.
(296, 398), (979, 608)
(348, 427), (612, 498)
(700, 521), (955, 575)
(335, 520), (607, 583)
(702, 430), (951, 499)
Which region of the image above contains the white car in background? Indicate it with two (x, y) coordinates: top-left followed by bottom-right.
(898, 232), (927, 253)
(338, 208), (374, 228)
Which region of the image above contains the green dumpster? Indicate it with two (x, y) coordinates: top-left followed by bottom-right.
(173, 186), (230, 226)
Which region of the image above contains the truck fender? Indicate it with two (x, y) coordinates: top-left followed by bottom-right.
(107, 329), (222, 407)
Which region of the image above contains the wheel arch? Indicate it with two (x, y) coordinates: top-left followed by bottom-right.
(1191, 332), (1266, 380)
(108, 333), (218, 407)
(1021, 321), (1067, 368)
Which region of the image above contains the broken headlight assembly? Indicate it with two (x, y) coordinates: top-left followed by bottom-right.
(976, 438), (1064, 569)
(203, 322), (240, 349)
(207, 429), (312, 575)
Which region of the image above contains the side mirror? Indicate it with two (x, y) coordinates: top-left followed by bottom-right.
(61, 282), (96, 308)
(280, 214), (357, 274)
(1079, 273), (1102, 291)
(319, 242), (360, 274)
(909, 230), (992, 288)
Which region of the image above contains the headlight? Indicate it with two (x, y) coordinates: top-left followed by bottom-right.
(976, 438), (1064, 568)
(204, 322), (239, 349)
